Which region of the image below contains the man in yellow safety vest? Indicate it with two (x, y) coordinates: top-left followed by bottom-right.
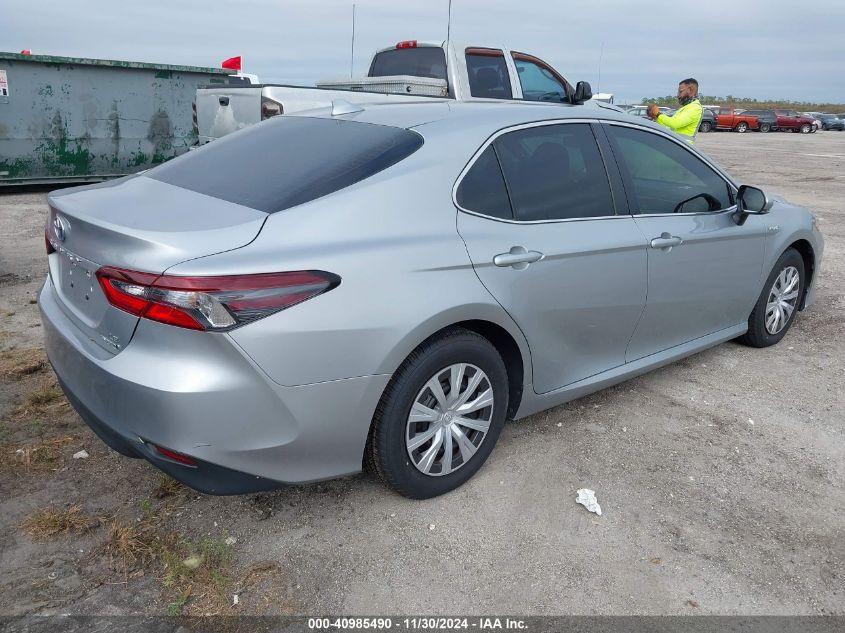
(647, 78), (703, 143)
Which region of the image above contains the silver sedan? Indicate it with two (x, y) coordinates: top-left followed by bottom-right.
(40, 100), (824, 498)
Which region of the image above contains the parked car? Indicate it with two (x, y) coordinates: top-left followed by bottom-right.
(801, 113), (823, 131)
(626, 105), (673, 119)
(715, 107), (759, 132)
(40, 100), (824, 499)
(815, 114), (844, 131)
(699, 107), (716, 133)
(774, 110), (816, 133)
(196, 40), (581, 143)
(736, 109), (777, 132)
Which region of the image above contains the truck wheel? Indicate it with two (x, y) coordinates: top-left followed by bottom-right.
(699, 121), (713, 133)
(760, 123), (771, 133)
(735, 122), (748, 133)
(800, 123), (812, 133)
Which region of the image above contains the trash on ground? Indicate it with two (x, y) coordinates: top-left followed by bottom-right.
(72, 450), (89, 459)
(182, 555), (204, 569)
(576, 488), (602, 516)
(225, 536), (237, 546)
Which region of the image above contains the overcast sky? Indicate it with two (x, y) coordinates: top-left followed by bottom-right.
(3, 0), (844, 104)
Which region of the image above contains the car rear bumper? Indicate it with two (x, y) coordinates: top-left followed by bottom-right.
(39, 277), (389, 494)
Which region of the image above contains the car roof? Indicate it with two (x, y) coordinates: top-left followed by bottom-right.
(290, 99), (641, 133)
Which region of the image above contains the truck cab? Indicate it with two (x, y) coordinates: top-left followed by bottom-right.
(195, 41), (585, 143)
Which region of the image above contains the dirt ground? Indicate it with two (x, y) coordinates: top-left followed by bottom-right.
(0, 130), (842, 617)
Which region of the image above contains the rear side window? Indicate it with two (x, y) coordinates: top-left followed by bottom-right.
(369, 47), (447, 80)
(493, 123), (615, 221)
(149, 117), (423, 213)
(456, 146), (512, 219)
(466, 49), (513, 99)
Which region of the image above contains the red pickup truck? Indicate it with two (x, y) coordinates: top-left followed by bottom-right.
(773, 110), (816, 133)
(715, 107), (759, 132)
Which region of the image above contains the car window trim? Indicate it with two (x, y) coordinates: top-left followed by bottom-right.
(602, 120), (738, 217)
(452, 119), (623, 225)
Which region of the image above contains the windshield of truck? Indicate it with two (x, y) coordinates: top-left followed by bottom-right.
(368, 47), (447, 80)
(148, 117), (424, 213)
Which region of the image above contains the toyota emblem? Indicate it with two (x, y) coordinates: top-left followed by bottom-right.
(53, 216), (67, 242)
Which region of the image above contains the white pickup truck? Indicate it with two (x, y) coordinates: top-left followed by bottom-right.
(195, 40), (594, 143)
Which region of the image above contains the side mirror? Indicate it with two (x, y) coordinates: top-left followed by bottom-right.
(570, 81), (592, 104)
(734, 184), (773, 225)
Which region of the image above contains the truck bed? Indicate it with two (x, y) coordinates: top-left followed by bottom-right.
(195, 83), (450, 143)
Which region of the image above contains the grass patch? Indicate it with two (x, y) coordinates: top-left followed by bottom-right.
(9, 381), (68, 421)
(20, 504), (98, 538)
(0, 348), (47, 380)
(160, 537), (234, 614)
(104, 519), (162, 570)
(7, 435), (75, 469)
(152, 474), (184, 499)
(100, 516), (240, 615)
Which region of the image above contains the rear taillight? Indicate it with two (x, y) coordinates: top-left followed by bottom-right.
(261, 96), (283, 119)
(95, 267), (340, 332)
(151, 444), (197, 467)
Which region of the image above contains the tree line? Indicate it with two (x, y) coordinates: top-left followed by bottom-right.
(641, 95), (845, 111)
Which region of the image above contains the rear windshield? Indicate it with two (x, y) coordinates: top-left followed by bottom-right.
(149, 117), (423, 213)
(368, 47), (447, 79)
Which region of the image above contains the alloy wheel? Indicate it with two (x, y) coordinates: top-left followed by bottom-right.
(405, 363), (494, 477)
(765, 266), (800, 335)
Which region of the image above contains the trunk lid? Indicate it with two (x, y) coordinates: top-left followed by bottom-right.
(46, 175), (267, 355)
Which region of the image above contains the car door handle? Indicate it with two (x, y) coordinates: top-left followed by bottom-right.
(649, 233), (684, 251)
(493, 246), (544, 269)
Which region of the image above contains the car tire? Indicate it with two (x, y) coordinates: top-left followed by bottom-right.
(735, 122), (748, 133)
(760, 123), (771, 133)
(367, 328), (509, 499)
(738, 248), (805, 348)
(699, 121), (713, 133)
(800, 123), (812, 134)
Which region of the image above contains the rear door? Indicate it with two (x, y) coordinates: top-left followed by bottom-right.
(602, 122), (766, 360)
(456, 121), (647, 394)
(463, 48), (516, 100)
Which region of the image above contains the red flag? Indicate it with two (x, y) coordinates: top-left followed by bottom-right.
(221, 56), (242, 71)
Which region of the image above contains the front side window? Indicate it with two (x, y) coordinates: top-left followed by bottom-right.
(492, 123), (614, 221)
(465, 49), (513, 99)
(455, 146), (512, 219)
(512, 55), (568, 102)
(606, 125), (731, 214)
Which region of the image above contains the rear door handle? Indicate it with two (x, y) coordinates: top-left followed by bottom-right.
(493, 246), (544, 270)
(649, 233), (684, 251)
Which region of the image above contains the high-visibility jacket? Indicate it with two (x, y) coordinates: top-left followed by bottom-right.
(656, 99), (703, 142)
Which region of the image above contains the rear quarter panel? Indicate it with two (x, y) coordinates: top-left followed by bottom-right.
(165, 139), (533, 388)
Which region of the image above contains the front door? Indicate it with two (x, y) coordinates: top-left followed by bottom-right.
(603, 123), (766, 360)
(455, 121), (647, 394)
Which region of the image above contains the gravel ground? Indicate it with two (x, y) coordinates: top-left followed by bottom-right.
(0, 130), (842, 616)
